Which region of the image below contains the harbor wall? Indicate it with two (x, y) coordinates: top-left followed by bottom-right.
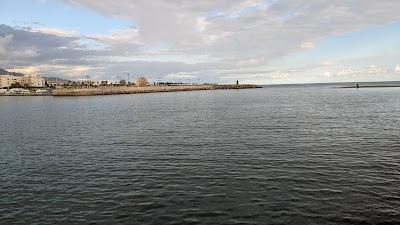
(52, 84), (261, 96)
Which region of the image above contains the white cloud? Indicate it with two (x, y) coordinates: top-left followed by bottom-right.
(0, 34), (13, 55)
(321, 61), (334, 66)
(0, 34), (13, 46)
(88, 28), (140, 45)
(3, 1), (400, 83)
(33, 27), (78, 37)
(300, 42), (315, 49)
(10, 49), (39, 58)
(270, 71), (290, 80)
(196, 17), (208, 32)
(336, 65), (388, 77)
(9, 65), (93, 78)
(237, 57), (265, 66)
(395, 64), (400, 72)
(61, 0), (400, 68)
(220, 69), (291, 83)
(165, 72), (198, 80)
(0, 34), (39, 59)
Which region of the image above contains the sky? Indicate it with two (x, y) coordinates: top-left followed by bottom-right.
(1, 0), (400, 84)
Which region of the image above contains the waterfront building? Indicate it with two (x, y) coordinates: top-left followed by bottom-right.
(0, 75), (22, 88)
(136, 77), (148, 87)
(21, 75), (45, 88)
(0, 74), (45, 88)
(78, 80), (97, 87)
(46, 80), (62, 87)
(101, 80), (112, 86)
(0, 75), (12, 88)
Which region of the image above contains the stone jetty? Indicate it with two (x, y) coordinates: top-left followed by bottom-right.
(52, 84), (262, 96)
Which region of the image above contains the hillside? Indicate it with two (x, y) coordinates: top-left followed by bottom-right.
(0, 68), (10, 75)
(0, 68), (24, 76)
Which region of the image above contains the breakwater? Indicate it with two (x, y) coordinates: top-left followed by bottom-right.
(52, 84), (262, 96)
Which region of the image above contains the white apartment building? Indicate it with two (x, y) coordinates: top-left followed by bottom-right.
(21, 75), (46, 88)
(0, 75), (21, 89)
(0, 74), (45, 88)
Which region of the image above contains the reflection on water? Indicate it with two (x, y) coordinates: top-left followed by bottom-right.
(1, 84), (400, 225)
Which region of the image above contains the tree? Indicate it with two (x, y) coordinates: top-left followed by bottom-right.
(10, 82), (23, 88)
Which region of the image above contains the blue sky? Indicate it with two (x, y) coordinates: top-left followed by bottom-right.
(1, 0), (400, 83)
(0, 0), (132, 34)
(269, 22), (400, 67)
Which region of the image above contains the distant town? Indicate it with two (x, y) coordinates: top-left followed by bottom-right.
(0, 73), (46, 95)
(0, 67), (193, 96)
(0, 68), (260, 96)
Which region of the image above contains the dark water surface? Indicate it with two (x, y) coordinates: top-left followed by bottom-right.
(1, 84), (400, 225)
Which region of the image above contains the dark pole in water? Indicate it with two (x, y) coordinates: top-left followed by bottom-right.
(356, 83), (359, 89)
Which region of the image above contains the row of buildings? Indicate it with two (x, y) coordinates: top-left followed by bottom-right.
(75, 77), (149, 87)
(0, 74), (46, 89)
(0, 73), (149, 89)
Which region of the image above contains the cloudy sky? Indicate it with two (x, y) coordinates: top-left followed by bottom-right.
(1, 0), (400, 84)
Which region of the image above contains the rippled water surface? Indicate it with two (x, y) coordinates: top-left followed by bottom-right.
(1, 84), (400, 225)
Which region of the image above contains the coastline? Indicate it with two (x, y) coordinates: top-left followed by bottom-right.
(339, 85), (400, 89)
(52, 84), (262, 96)
(0, 93), (52, 96)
